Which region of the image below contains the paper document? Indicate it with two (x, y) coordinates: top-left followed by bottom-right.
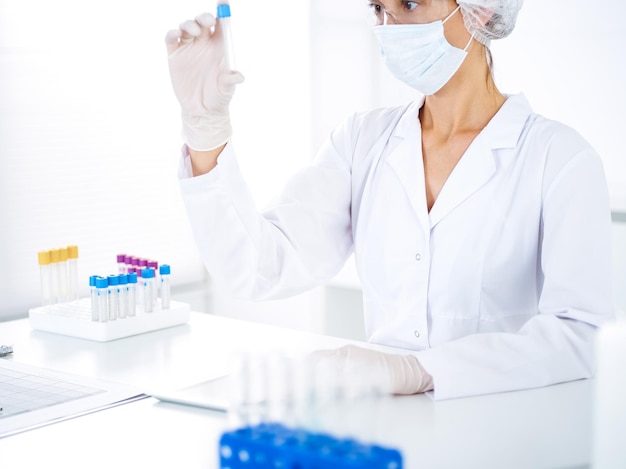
(0, 359), (148, 438)
(152, 374), (232, 411)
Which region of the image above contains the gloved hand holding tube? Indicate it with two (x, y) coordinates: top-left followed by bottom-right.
(165, 3), (244, 152)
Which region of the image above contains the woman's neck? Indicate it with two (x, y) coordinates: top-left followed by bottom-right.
(420, 45), (506, 137)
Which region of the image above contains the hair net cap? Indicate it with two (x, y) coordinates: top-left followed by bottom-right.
(457, 0), (524, 45)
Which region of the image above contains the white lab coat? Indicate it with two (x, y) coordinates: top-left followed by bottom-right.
(179, 94), (614, 400)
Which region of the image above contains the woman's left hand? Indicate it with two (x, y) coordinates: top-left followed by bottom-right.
(310, 345), (434, 395)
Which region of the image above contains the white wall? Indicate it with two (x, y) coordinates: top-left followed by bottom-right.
(490, 0), (626, 208)
(1, 0), (624, 326)
(0, 0), (314, 323)
(612, 223), (626, 317)
(0, 0), (203, 320)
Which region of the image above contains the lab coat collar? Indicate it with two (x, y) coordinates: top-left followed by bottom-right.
(428, 130), (495, 227)
(390, 93), (532, 151)
(385, 93), (533, 229)
(385, 99), (431, 232)
(479, 93), (533, 150)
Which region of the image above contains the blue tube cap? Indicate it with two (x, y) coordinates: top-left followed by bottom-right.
(95, 277), (109, 289)
(142, 268), (155, 279)
(159, 265), (171, 275)
(127, 272), (138, 284)
(118, 274), (128, 285)
(217, 3), (231, 18)
(107, 275), (119, 286)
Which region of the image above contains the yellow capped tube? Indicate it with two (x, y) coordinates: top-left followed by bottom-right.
(38, 251), (52, 306)
(67, 245), (79, 301)
(58, 247), (69, 302)
(49, 249), (61, 304)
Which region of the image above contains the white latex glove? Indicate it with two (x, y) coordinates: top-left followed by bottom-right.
(311, 345), (434, 396)
(165, 12), (244, 151)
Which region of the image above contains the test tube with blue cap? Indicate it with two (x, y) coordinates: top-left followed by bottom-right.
(217, 2), (236, 71)
(148, 260), (159, 303)
(89, 275), (99, 321)
(95, 276), (109, 322)
(127, 272), (137, 317)
(118, 274), (128, 319)
(142, 268), (155, 313)
(107, 274), (120, 321)
(159, 264), (171, 309)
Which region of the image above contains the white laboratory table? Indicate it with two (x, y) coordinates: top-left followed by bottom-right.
(0, 312), (593, 469)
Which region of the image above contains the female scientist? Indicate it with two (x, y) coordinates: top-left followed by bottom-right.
(165, 0), (614, 399)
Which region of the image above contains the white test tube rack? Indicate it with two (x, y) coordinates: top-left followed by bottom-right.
(28, 298), (191, 342)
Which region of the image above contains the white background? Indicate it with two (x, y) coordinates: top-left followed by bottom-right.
(0, 0), (624, 325)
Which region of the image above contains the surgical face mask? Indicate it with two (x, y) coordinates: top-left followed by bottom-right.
(373, 6), (472, 95)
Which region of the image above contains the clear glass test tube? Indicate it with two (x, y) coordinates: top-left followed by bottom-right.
(95, 276), (109, 322)
(141, 268), (155, 313)
(135, 269), (142, 306)
(38, 251), (52, 306)
(89, 275), (99, 321)
(228, 352), (268, 428)
(265, 351), (294, 425)
(159, 264), (171, 309)
(58, 247), (69, 302)
(67, 245), (79, 301)
(49, 249), (61, 304)
(148, 260), (159, 303)
(107, 274), (119, 321)
(118, 274), (128, 319)
(217, 2), (236, 71)
(127, 272), (137, 317)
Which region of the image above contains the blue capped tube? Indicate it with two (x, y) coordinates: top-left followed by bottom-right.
(217, 2), (236, 71)
(159, 265), (171, 310)
(95, 276), (109, 323)
(89, 275), (99, 321)
(107, 275), (120, 321)
(127, 272), (138, 317)
(118, 274), (129, 319)
(141, 268), (155, 313)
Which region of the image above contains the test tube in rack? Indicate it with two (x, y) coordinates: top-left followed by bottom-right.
(67, 245), (79, 301)
(95, 277), (109, 322)
(127, 272), (137, 317)
(142, 268), (155, 313)
(38, 251), (52, 306)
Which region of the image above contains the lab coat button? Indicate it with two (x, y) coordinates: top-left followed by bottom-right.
(414, 330), (420, 338)
(415, 253), (421, 261)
